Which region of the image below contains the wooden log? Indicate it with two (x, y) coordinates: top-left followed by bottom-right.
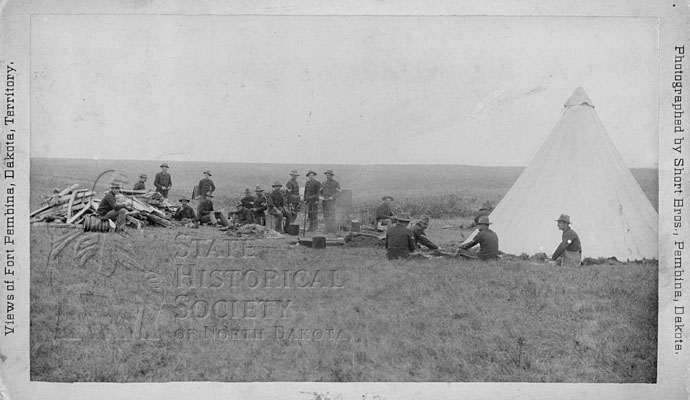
(120, 189), (149, 196)
(145, 212), (173, 228)
(66, 190), (78, 219)
(30, 203), (56, 218)
(56, 184), (80, 198)
(66, 201), (91, 224)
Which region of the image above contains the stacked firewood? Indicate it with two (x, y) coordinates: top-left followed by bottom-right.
(31, 184), (176, 230)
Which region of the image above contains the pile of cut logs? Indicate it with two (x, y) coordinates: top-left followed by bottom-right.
(31, 184), (176, 230)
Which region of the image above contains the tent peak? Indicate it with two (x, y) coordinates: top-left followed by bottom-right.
(564, 86), (594, 108)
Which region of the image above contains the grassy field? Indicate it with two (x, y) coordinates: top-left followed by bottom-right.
(29, 158), (658, 382)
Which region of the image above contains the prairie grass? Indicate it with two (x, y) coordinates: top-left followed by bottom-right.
(30, 225), (657, 382)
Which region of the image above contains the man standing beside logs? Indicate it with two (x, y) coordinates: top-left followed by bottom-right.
(133, 174), (147, 191)
(154, 163), (172, 198)
(197, 170), (216, 200)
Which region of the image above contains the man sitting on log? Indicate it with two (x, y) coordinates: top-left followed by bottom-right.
(232, 202), (254, 226)
(96, 182), (129, 233)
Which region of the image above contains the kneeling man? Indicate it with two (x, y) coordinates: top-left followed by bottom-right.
(551, 214), (582, 266)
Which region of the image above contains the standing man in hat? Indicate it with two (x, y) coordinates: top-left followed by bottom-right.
(252, 186), (268, 226)
(197, 170), (216, 200)
(457, 216), (499, 260)
(303, 171), (321, 232)
(412, 216), (439, 250)
(240, 188), (255, 209)
(320, 169), (342, 234)
(154, 163), (172, 198)
(267, 181), (288, 232)
(133, 174), (147, 191)
(375, 195), (395, 230)
(285, 170), (301, 224)
(385, 214), (417, 260)
(551, 214), (582, 266)
(173, 198), (196, 222)
(96, 182), (129, 233)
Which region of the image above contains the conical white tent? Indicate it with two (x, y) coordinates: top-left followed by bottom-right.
(465, 87), (658, 260)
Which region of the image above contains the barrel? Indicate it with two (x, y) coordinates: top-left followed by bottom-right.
(84, 215), (110, 232)
(351, 220), (362, 233)
(312, 235), (327, 249)
(285, 224), (300, 236)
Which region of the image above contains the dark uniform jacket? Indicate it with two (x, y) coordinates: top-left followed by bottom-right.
(412, 223), (438, 250)
(133, 181), (146, 191)
(385, 224), (417, 260)
(375, 202), (394, 221)
(304, 180), (321, 202)
(286, 179), (300, 204)
(240, 194), (256, 208)
(462, 228), (499, 260)
(197, 198), (214, 217)
(320, 179), (341, 199)
(253, 193), (267, 214)
(267, 189), (285, 209)
(174, 204), (196, 220)
(154, 172), (172, 191)
(197, 178), (216, 198)
(552, 227), (581, 260)
(96, 191), (125, 216)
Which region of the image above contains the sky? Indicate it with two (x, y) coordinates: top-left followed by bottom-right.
(30, 15), (659, 167)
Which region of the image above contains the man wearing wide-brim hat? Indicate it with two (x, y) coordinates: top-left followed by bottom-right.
(96, 182), (129, 233)
(457, 216), (499, 260)
(320, 169), (342, 234)
(197, 170), (216, 200)
(267, 181), (288, 233)
(252, 186), (268, 226)
(133, 174), (147, 191)
(173, 198), (196, 222)
(154, 163), (172, 198)
(285, 170), (301, 223)
(375, 195), (395, 231)
(303, 170), (321, 231)
(550, 214), (582, 266)
(196, 193), (230, 227)
(412, 215), (439, 250)
(240, 188), (256, 209)
(385, 214), (417, 260)
(232, 201), (255, 226)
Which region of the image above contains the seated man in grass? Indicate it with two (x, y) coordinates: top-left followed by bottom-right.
(197, 193), (229, 227)
(173, 198), (196, 222)
(412, 215), (439, 250)
(457, 216), (499, 260)
(550, 214), (582, 266)
(375, 196), (395, 230)
(385, 214), (416, 260)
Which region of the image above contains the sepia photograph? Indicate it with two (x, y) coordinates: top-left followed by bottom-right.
(1, 0), (688, 399)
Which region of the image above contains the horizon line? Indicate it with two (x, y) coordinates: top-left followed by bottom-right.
(29, 156), (659, 169)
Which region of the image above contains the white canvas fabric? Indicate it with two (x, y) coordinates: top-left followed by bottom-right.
(464, 87), (658, 260)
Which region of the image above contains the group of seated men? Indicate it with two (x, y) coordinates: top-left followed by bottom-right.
(381, 196), (580, 266)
